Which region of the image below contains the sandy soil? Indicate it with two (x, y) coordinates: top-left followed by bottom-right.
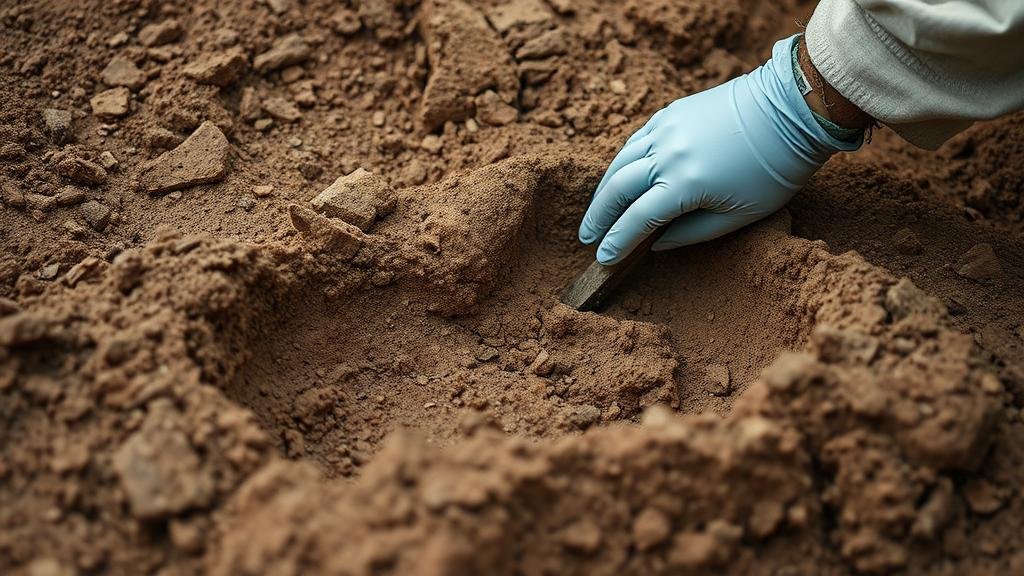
(1, 0), (1023, 574)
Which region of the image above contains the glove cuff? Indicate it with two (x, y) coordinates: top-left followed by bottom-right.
(760, 35), (864, 157)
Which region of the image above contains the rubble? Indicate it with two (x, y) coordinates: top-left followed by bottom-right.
(262, 97), (301, 123)
(309, 168), (397, 231)
(288, 204), (365, 259)
(515, 28), (570, 60)
(80, 200), (112, 231)
(137, 122), (232, 196)
(955, 243), (1002, 282)
(55, 156), (108, 186)
(41, 108), (72, 143)
(253, 34), (310, 73)
(419, 0), (520, 131)
(474, 90), (518, 126)
(138, 19), (184, 47)
(329, 7), (362, 35)
(184, 50), (248, 87)
(98, 151), (118, 170)
(90, 87), (131, 120)
(101, 56), (147, 90)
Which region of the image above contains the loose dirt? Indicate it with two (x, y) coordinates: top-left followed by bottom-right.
(1, 1), (1023, 575)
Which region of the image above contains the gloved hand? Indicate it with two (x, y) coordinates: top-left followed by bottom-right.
(579, 36), (862, 264)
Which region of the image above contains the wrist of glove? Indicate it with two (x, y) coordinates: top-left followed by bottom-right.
(579, 35), (863, 265)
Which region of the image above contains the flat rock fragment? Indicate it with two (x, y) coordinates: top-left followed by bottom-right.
(138, 19), (183, 47)
(262, 97), (301, 123)
(487, 0), (553, 32)
(955, 243), (1002, 282)
(90, 87), (131, 120)
(137, 122), (231, 196)
(184, 50), (248, 87)
(515, 28), (570, 60)
(253, 34), (310, 73)
(101, 56), (147, 90)
(288, 204), (365, 259)
(310, 168), (397, 232)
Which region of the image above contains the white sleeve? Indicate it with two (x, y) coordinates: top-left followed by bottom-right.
(806, 0), (1024, 149)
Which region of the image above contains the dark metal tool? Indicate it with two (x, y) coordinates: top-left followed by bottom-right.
(560, 227), (668, 312)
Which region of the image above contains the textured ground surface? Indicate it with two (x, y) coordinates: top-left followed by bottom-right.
(1, 0), (1023, 574)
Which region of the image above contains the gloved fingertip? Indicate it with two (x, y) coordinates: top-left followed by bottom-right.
(596, 243), (620, 265)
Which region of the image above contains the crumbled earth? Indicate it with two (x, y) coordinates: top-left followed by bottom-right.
(2, 1), (1023, 575)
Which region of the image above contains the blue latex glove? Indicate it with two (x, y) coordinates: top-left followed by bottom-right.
(579, 36), (862, 264)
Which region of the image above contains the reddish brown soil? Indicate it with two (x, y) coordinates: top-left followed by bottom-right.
(2, 1), (1023, 575)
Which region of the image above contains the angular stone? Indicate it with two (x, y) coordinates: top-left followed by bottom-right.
(138, 19), (183, 47)
(184, 50), (248, 87)
(112, 404), (213, 520)
(253, 34), (310, 73)
(55, 157), (108, 186)
(80, 200), (112, 230)
(474, 90), (518, 126)
(41, 109), (72, 143)
(98, 151), (119, 170)
(90, 87), (131, 120)
(262, 97), (301, 123)
(956, 243), (1002, 282)
(288, 204), (364, 259)
(893, 227), (923, 255)
(486, 0), (553, 32)
(705, 363), (732, 396)
(138, 122), (231, 196)
(885, 278), (946, 321)
(515, 28), (570, 60)
(101, 56), (146, 90)
(309, 168), (397, 231)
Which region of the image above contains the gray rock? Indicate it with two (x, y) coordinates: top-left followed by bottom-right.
(41, 109), (72, 143)
(80, 200), (112, 231)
